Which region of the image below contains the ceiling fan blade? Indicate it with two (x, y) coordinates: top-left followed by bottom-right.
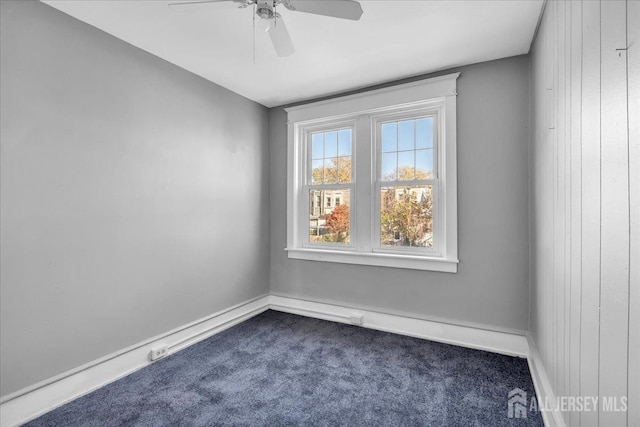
(168, 0), (232, 8)
(267, 15), (295, 57)
(284, 0), (363, 21)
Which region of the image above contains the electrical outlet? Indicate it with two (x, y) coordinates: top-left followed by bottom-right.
(350, 312), (364, 326)
(149, 344), (168, 361)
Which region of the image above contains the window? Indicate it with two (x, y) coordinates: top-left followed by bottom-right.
(376, 115), (436, 252)
(286, 73), (459, 272)
(307, 126), (354, 246)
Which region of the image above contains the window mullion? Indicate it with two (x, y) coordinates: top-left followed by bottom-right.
(354, 115), (371, 253)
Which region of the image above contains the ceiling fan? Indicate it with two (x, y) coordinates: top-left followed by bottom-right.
(168, 0), (363, 57)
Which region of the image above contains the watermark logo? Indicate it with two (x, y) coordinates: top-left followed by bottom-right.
(507, 388), (528, 418)
(507, 388), (628, 419)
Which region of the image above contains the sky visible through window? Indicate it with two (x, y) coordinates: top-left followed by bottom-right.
(311, 129), (352, 184)
(381, 117), (433, 181)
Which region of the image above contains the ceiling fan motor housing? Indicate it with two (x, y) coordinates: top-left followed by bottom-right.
(256, 1), (276, 20)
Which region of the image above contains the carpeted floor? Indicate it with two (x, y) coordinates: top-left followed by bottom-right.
(26, 310), (543, 426)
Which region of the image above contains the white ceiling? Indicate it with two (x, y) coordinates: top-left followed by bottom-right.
(42, 0), (543, 107)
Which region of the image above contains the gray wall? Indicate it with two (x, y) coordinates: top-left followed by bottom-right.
(0, 0), (270, 396)
(528, 1), (638, 426)
(269, 56), (531, 332)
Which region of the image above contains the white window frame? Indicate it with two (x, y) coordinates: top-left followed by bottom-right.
(286, 73), (459, 273)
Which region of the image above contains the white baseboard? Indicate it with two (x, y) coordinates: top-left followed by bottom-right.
(1, 293), (535, 427)
(269, 295), (529, 357)
(526, 334), (565, 427)
(0, 295), (270, 427)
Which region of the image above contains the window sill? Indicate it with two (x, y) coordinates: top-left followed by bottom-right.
(285, 248), (458, 273)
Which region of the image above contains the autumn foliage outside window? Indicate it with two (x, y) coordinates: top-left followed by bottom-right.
(325, 204), (350, 243)
(380, 185), (433, 248)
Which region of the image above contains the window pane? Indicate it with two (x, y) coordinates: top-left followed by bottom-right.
(381, 123), (397, 152)
(324, 131), (338, 158)
(312, 133), (324, 159)
(338, 129), (352, 156)
(309, 189), (351, 244)
(380, 185), (433, 248)
(324, 158), (338, 184)
(416, 117), (433, 149)
(380, 116), (434, 182)
(398, 120), (414, 151)
(338, 156), (352, 183)
(397, 151), (414, 180)
(311, 159), (324, 184)
(381, 152), (397, 181)
(310, 128), (354, 185)
(416, 149), (433, 179)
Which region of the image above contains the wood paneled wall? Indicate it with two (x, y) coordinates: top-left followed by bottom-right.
(529, 1), (638, 426)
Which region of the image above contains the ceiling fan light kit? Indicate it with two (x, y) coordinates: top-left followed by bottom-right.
(169, 0), (363, 57)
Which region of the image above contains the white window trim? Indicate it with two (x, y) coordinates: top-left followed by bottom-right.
(285, 73), (459, 273)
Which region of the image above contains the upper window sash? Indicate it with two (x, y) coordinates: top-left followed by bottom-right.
(305, 122), (355, 186)
(373, 110), (439, 182)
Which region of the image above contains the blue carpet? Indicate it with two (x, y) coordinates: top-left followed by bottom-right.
(26, 310), (543, 426)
